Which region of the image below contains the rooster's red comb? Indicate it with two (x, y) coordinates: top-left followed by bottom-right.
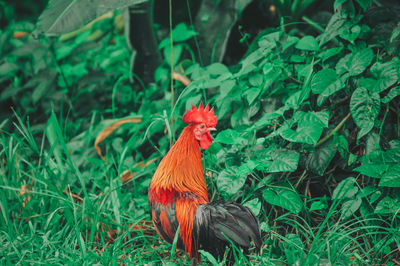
(182, 102), (217, 127)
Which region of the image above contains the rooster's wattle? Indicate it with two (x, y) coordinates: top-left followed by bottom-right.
(148, 103), (261, 259)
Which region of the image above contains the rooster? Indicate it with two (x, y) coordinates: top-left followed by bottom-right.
(148, 102), (261, 261)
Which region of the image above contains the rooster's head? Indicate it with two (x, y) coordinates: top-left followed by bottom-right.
(182, 102), (217, 149)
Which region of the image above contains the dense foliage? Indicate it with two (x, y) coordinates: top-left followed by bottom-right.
(1, 0), (400, 264)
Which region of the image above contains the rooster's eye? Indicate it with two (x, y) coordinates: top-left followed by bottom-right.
(200, 124), (206, 129)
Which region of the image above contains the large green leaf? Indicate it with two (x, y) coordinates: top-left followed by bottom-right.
(311, 68), (339, 94)
(355, 0), (372, 10)
(217, 166), (248, 200)
(262, 185), (303, 214)
(374, 196), (400, 215)
(243, 87), (262, 105)
(379, 164), (400, 187)
(46, 111), (69, 174)
(295, 35), (319, 51)
(370, 61), (399, 93)
(268, 150), (300, 172)
(341, 197), (362, 219)
(284, 234), (305, 265)
(350, 87), (381, 139)
(354, 144), (400, 187)
(280, 111), (329, 145)
(318, 13), (350, 46)
(381, 86), (400, 104)
(254, 148), (299, 173)
(303, 140), (337, 176)
(34, 0), (147, 36)
(318, 46), (344, 62)
(214, 129), (246, 145)
(163, 44), (183, 67)
(243, 198), (261, 216)
(336, 48), (374, 76)
(158, 23), (198, 48)
(311, 68), (345, 106)
(332, 177), (358, 200)
(353, 163), (388, 178)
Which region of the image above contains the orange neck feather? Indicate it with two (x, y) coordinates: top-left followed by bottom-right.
(150, 124), (209, 202)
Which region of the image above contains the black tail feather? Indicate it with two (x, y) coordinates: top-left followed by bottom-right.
(194, 200), (262, 259)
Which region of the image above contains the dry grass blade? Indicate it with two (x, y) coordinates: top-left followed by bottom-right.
(95, 117), (142, 161)
(18, 184), (32, 207)
(120, 158), (158, 183)
(172, 72), (191, 86)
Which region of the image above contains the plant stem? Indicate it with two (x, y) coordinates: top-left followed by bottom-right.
(315, 113), (351, 148)
(302, 16), (340, 45)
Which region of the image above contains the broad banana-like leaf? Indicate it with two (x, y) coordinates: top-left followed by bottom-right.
(34, 0), (147, 37)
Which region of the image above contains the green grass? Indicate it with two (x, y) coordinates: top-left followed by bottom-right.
(2, 1), (400, 264)
(1, 112), (398, 265)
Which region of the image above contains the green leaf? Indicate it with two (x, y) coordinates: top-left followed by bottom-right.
(34, 0), (147, 36)
(199, 250), (219, 265)
(163, 44), (183, 67)
(237, 160), (258, 175)
(171, 23), (198, 43)
(334, 0), (347, 10)
(0, 62), (19, 76)
(267, 150), (300, 173)
(185, 95), (202, 111)
(304, 140), (337, 175)
(336, 48), (374, 76)
(311, 68), (345, 105)
(248, 72), (264, 86)
(217, 167), (247, 200)
(295, 35), (319, 51)
(350, 87), (381, 139)
(214, 129), (246, 145)
(318, 13), (348, 46)
(258, 31), (280, 49)
(370, 191), (382, 204)
(340, 25), (361, 43)
(341, 197), (362, 218)
(239, 48), (265, 73)
(46, 111), (68, 174)
(318, 46), (343, 62)
(381, 86), (400, 104)
(374, 196), (400, 215)
(243, 198), (261, 216)
(309, 198), (328, 211)
(262, 186), (303, 214)
(333, 134), (349, 158)
(243, 87), (261, 105)
(280, 111), (329, 145)
(284, 234), (305, 265)
(353, 163), (388, 178)
(355, 0), (372, 11)
(60, 62), (88, 79)
(32, 69), (57, 104)
(353, 146), (400, 186)
(218, 79), (236, 99)
(370, 61), (398, 93)
(110, 178), (121, 224)
(207, 63), (230, 76)
(390, 23), (400, 42)
(379, 164), (400, 187)
(311, 68), (337, 94)
(56, 42), (78, 60)
(332, 177), (358, 200)
(365, 132), (381, 155)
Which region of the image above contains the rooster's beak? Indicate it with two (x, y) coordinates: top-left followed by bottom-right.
(208, 127), (217, 132)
